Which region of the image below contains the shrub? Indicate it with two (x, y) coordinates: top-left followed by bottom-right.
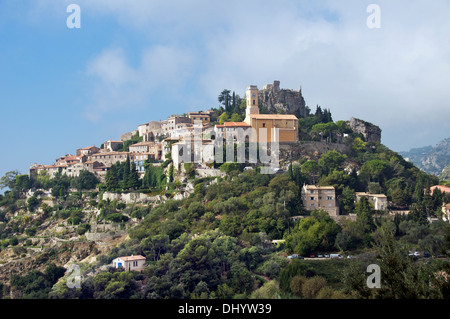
(302, 276), (327, 299)
(77, 223), (91, 235)
(290, 275), (307, 297)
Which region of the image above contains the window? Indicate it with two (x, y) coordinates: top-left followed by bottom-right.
(253, 99), (256, 105)
(327, 196), (333, 200)
(262, 123), (266, 128)
(310, 197), (315, 201)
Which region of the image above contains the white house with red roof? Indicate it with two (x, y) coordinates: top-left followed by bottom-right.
(112, 255), (146, 271)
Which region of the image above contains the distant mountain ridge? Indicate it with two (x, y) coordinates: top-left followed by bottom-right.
(399, 138), (450, 177)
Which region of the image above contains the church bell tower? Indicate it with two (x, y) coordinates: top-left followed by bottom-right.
(245, 85), (259, 123)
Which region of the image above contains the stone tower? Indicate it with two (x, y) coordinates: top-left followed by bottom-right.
(245, 85), (259, 119)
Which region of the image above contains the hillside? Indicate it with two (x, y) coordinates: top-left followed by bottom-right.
(400, 138), (450, 177)
(0, 90), (449, 300)
(0, 120), (449, 299)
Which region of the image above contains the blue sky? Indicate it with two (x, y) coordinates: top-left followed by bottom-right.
(1, 0), (450, 184)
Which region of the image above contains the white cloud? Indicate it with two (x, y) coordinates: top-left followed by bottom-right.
(83, 45), (195, 121)
(34, 0), (450, 149)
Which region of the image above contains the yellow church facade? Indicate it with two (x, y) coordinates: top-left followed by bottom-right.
(243, 85), (298, 143)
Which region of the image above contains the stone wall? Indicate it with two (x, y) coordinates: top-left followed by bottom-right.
(279, 141), (351, 165)
(101, 191), (164, 204)
(85, 230), (127, 242)
(195, 168), (225, 178)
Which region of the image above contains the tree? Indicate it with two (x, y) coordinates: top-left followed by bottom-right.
(105, 164), (120, 191)
(74, 170), (99, 191)
(15, 174), (31, 191)
(122, 156), (131, 189)
(232, 92), (243, 115)
(341, 186), (356, 214)
(355, 196), (375, 231)
(318, 150), (347, 176)
(0, 170), (19, 190)
(301, 160), (321, 184)
(302, 276), (327, 299)
(284, 210), (341, 256)
(311, 122), (337, 142)
(250, 280), (280, 299)
(230, 113), (243, 122)
(218, 112), (229, 125)
(360, 159), (390, 184)
(290, 275), (307, 297)
(127, 163), (141, 190)
(373, 223), (426, 298)
(352, 137), (367, 154)
(27, 196), (40, 212)
(218, 89), (232, 113)
(168, 164), (174, 183)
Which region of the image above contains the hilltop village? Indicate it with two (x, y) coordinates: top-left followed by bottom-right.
(26, 81), (448, 222)
(30, 82), (302, 179)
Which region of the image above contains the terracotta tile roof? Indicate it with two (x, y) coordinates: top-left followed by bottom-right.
(355, 192), (387, 198)
(119, 255), (146, 261)
(430, 185), (450, 194)
(129, 142), (155, 147)
(248, 114), (298, 120)
(90, 151), (129, 156)
(79, 145), (99, 150)
(303, 185), (335, 190)
(216, 122), (251, 128)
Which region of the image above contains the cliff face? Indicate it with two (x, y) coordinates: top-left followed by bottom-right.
(347, 117), (382, 143)
(440, 164), (450, 181)
(400, 138), (450, 176)
(258, 80), (308, 118)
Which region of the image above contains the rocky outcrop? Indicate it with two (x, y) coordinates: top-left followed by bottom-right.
(347, 117), (382, 143)
(440, 164), (450, 181)
(101, 191), (165, 204)
(258, 80), (308, 118)
(400, 138), (450, 176)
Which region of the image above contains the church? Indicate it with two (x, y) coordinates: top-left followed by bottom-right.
(215, 85), (299, 143)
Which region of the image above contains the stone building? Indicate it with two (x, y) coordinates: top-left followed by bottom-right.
(172, 138), (215, 168)
(138, 121), (162, 142)
(161, 115), (191, 137)
(104, 140), (123, 152)
(129, 142), (162, 160)
(355, 192), (388, 211)
(76, 145), (100, 157)
(112, 255), (146, 271)
(88, 151), (130, 166)
(301, 185), (339, 216)
(188, 111), (212, 125)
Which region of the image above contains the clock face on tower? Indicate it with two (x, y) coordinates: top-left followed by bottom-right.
(252, 94), (256, 98)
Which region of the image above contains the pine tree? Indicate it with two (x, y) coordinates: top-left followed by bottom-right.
(105, 165), (119, 191)
(128, 162), (141, 190)
(122, 156), (131, 189)
(168, 164), (174, 183)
